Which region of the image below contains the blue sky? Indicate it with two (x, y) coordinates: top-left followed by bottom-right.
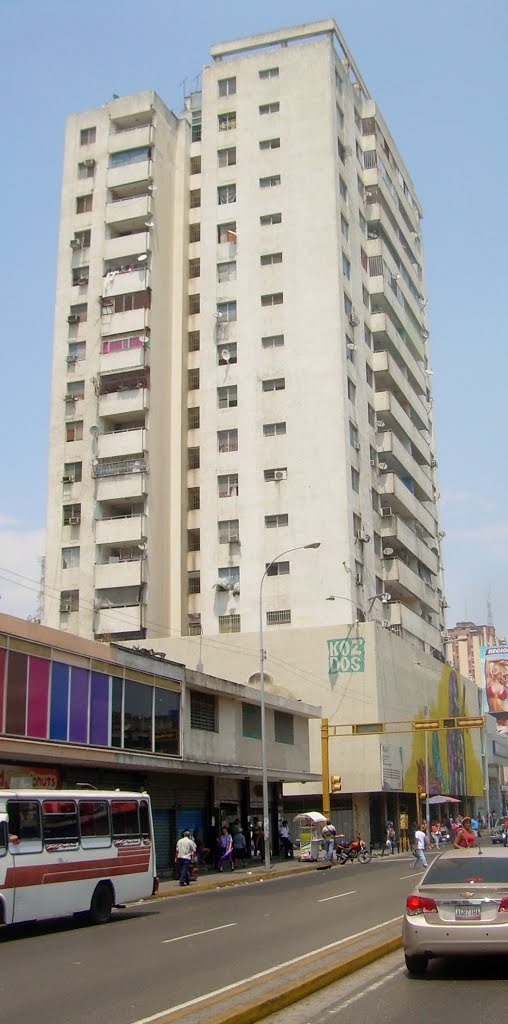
(0, 0), (506, 636)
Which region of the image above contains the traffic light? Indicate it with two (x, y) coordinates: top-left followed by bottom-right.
(331, 774), (342, 793)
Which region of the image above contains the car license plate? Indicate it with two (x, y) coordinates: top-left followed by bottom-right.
(455, 906), (481, 920)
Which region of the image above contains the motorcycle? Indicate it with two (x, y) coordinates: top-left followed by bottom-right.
(336, 835), (372, 864)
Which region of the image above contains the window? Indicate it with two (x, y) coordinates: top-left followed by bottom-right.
(188, 446), (200, 469)
(259, 137), (280, 150)
(263, 421), (286, 436)
(78, 160), (95, 179)
(262, 377), (285, 391)
(264, 468), (287, 482)
(189, 189), (201, 208)
(361, 247), (368, 272)
(274, 710), (294, 743)
(260, 212), (282, 226)
(339, 176), (348, 201)
(343, 293), (353, 316)
(188, 486), (200, 510)
(353, 513), (362, 537)
(76, 194), (93, 214)
(341, 214), (349, 240)
(260, 174), (281, 188)
(188, 368), (200, 390)
(347, 378), (356, 404)
(265, 513), (288, 528)
(366, 364), (373, 388)
(80, 127), (96, 146)
(218, 428), (238, 453)
(65, 421), (83, 442)
(217, 385), (237, 409)
(261, 292), (283, 306)
(370, 445), (377, 468)
(218, 342), (237, 364)
(189, 223), (201, 243)
(262, 333), (284, 348)
(188, 571), (200, 594)
(219, 614), (241, 634)
(42, 800), (79, 844)
(217, 260), (236, 282)
(218, 112), (236, 131)
(188, 257), (200, 280)
(346, 335), (355, 362)
(218, 473), (238, 498)
(188, 407), (200, 429)
(100, 334), (144, 355)
(109, 146), (151, 168)
(259, 102), (280, 115)
(217, 221), (237, 243)
(188, 330), (200, 351)
(371, 489), (379, 511)
(79, 800), (110, 842)
(63, 461), (82, 482)
(266, 560), (289, 576)
(368, 403), (376, 428)
(217, 300), (237, 322)
(111, 799), (142, 836)
(72, 266), (89, 286)
(191, 109), (202, 142)
(373, 532), (382, 556)
(63, 503), (81, 525)
(351, 467), (360, 493)
(259, 67), (279, 79)
(362, 285), (370, 310)
(73, 229), (91, 249)
(66, 380), (85, 401)
(261, 252), (282, 265)
(69, 302), (87, 323)
(188, 614), (201, 636)
(218, 183), (236, 204)
(189, 293), (200, 315)
(60, 589), (79, 613)
(218, 147), (236, 167)
(62, 547), (80, 569)
(342, 252), (351, 279)
(190, 155), (201, 175)
(267, 610), (291, 626)
(191, 691), (217, 731)
(349, 421), (359, 447)
(218, 519), (239, 543)
(364, 324), (372, 349)
(242, 703), (261, 738)
(68, 341), (86, 360)
(335, 70), (343, 93)
(7, 800), (42, 850)
(108, 290), (150, 314)
(359, 211), (367, 235)
(217, 566), (239, 589)
(218, 77), (236, 96)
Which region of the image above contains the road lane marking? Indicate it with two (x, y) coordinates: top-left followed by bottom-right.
(399, 871), (425, 879)
(318, 890), (357, 903)
(327, 965), (403, 1014)
(132, 915), (403, 1023)
(162, 923), (236, 944)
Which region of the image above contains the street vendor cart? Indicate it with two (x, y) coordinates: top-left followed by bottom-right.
(293, 811), (326, 861)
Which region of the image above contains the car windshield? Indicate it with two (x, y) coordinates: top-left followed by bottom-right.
(422, 857), (508, 886)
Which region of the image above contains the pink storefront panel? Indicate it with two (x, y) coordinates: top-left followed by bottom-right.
(27, 656), (50, 738)
(0, 648), (5, 732)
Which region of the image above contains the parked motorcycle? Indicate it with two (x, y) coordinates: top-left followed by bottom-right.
(336, 836), (372, 864)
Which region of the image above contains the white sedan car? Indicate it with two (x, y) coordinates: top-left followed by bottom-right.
(403, 846), (508, 973)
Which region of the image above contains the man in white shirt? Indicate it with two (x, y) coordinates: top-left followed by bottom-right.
(176, 828), (197, 886)
(322, 819), (337, 863)
(411, 824), (429, 870)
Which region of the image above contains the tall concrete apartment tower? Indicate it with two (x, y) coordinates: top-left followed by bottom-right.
(44, 20), (446, 653)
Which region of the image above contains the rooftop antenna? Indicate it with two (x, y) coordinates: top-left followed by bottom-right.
(487, 588), (494, 628)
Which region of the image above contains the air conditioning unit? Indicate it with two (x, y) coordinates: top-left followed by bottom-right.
(380, 507), (392, 517)
(348, 312), (360, 327)
(376, 420), (385, 429)
(370, 459), (376, 467)
(62, 475), (74, 484)
(274, 470), (287, 481)
(67, 314), (80, 324)
(356, 530), (371, 543)
(68, 516), (81, 525)
(381, 619), (391, 628)
(66, 354), (77, 364)
(70, 238), (82, 250)
(83, 158), (95, 167)
(60, 603), (71, 613)
(229, 534), (240, 544)
(353, 442), (361, 451)
(77, 276), (89, 286)
(65, 394), (78, 402)
(378, 462), (388, 471)
(355, 572), (363, 586)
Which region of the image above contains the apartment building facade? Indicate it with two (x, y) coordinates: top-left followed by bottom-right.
(44, 20), (446, 655)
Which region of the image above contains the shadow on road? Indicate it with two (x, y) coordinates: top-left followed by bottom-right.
(0, 906), (158, 943)
(407, 955), (508, 982)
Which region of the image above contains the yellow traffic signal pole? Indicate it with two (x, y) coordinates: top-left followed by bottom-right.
(321, 717), (330, 819)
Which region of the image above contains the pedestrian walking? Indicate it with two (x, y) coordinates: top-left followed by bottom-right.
(381, 821), (396, 856)
(279, 820), (294, 859)
(411, 823), (429, 870)
(218, 826), (234, 871)
(175, 828), (196, 887)
(431, 823), (441, 849)
(232, 828), (247, 867)
(322, 819), (337, 863)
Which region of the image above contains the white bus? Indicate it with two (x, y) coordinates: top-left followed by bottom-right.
(0, 789), (158, 926)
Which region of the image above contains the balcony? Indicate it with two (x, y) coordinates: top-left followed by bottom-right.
(367, 272), (424, 361)
(96, 473), (147, 502)
(95, 559), (143, 590)
(102, 267), (148, 298)
(98, 388), (148, 420)
(369, 312), (426, 395)
(373, 351), (428, 430)
(95, 514), (145, 546)
(95, 604), (142, 636)
(374, 392), (431, 465)
(106, 195), (150, 226)
(366, 240), (423, 327)
(378, 473), (436, 536)
(385, 602), (440, 648)
(380, 514), (439, 576)
(97, 427), (146, 460)
(104, 232), (148, 262)
(107, 160), (151, 190)
(108, 124), (152, 154)
(100, 306), (148, 336)
(377, 432), (433, 502)
(384, 558), (440, 612)
(365, 203), (422, 295)
(99, 341), (147, 374)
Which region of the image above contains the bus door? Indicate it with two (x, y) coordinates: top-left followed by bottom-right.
(7, 798), (44, 924)
(0, 815), (15, 926)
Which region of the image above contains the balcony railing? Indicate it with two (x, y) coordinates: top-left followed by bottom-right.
(93, 458), (147, 478)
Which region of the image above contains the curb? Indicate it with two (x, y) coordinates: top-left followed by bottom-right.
(149, 863), (313, 899)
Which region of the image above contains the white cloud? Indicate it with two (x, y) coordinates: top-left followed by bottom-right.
(0, 522), (45, 620)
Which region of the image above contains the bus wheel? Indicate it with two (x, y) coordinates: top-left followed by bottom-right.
(89, 882), (113, 925)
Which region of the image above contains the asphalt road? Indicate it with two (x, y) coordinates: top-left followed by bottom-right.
(0, 855), (429, 1024)
(264, 945), (508, 1024)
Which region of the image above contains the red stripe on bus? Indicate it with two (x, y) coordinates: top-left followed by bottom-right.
(0, 852), (151, 891)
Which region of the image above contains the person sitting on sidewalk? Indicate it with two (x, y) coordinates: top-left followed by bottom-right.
(279, 820), (294, 859)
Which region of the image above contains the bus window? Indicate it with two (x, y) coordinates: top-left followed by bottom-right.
(111, 800), (140, 839)
(7, 800), (43, 853)
(139, 799), (151, 841)
(79, 800), (111, 849)
(0, 821), (7, 856)
(42, 800), (79, 846)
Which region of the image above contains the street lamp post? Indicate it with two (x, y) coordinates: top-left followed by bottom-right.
(259, 542), (320, 872)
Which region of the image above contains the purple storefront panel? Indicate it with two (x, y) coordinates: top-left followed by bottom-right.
(0, 649), (5, 732)
(89, 672), (110, 746)
(50, 662), (70, 740)
(5, 651), (28, 735)
(69, 667), (89, 744)
(27, 656), (50, 738)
